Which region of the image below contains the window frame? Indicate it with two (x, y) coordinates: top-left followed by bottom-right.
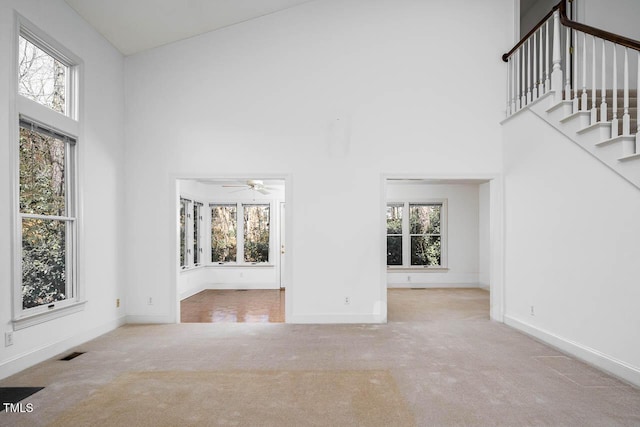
(209, 201), (273, 266)
(210, 203), (239, 264)
(386, 203), (404, 266)
(242, 203), (271, 264)
(179, 198), (191, 269)
(386, 199), (448, 270)
(193, 202), (203, 266)
(11, 15), (84, 330)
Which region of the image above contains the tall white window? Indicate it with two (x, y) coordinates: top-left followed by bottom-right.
(179, 198), (190, 269)
(211, 204), (237, 263)
(386, 201), (447, 268)
(243, 204), (270, 263)
(193, 202), (203, 266)
(386, 204), (403, 266)
(19, 121), (76, 310)
(14, 20), (82, 327)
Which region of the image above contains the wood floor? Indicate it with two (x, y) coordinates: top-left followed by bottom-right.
(181, 289), (285, 323)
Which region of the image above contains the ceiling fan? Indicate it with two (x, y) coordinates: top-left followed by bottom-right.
(222, 179), (275, 195)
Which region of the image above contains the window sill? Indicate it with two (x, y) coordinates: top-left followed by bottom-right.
(180, 264), (205, 272)
(387, 267), (449, 272)
(207, 263), (275, 268)
(13, 300), (87, 331)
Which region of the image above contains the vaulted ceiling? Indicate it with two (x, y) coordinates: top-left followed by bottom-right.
(64, 0), (315, 55)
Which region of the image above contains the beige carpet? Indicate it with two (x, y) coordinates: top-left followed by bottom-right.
(51, 370), (415, 427)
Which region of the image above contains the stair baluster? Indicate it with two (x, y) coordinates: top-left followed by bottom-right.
(622, 48), (633, 155)
(565, 27), (571, 100)
(636, 51), (640, 152)
(520, 44), (527, 108)
(551, 10), (563, 103)
(623, 48), (630, 135)
(539, 27), (544, 96)
(533, 32), (538, 101)
(601, 40), (607, 122)
(515, 50), (520, 111)
(527, 38), (533, 103)
(573, 29), (579, 112)
(591, 36), (597, 123)
(581, 33), (588, 111)
(612, 46), (619, 138)
(545, 21), (551, 92)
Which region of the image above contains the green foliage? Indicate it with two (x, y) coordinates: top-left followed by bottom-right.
(19, 128), (68, 310)
(211, 206), (237, 262)
(244, 206), (269, 263)
(411, 236), (441, 266)
(22, 219), (66, 309)
(386, 236), (402, 265)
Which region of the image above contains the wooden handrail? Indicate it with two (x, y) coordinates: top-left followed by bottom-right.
(502, 0), (561, 62)
(502, 0), (640, 62)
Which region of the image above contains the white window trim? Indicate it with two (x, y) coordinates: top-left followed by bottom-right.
(209, 201), (274, 267)
(179, 197), (206, 271)
(179, 198), (191, 270)
(193, 201), (203, 267)
(11, 14), (85, 328)
(386, 199), (448, 270)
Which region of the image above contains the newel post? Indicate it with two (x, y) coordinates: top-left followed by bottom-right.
(551, 10), (564, 103)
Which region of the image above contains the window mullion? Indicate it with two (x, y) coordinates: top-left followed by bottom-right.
(402, 202), (410, 267)
(237, 203), (244, 264)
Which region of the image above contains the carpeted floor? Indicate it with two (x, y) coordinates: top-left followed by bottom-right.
(1, 289), (640, 426)
(50, 370), (414, 427)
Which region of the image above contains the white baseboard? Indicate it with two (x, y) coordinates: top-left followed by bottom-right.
(387, 283), (480, 289)
(125, 315), (175, 324)
(204, 283), (280, 290)
(0, 315), (126, 380)
(288, 313), (385, 324)
(504, 315), (640, 388)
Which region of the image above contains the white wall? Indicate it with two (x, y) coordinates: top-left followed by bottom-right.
(124, 0), (513, 323)
(520, 0), (557, 37)
(178, 180), (285, 299)
(581, 0), (640, 40)
(478, 182), (491, 289)
(0, 0), (125, 378)
(386, 183), (483, 288)
(503, 109), (640, 386)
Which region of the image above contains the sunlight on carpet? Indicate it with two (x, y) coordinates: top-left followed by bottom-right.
(51, 370), (415, 426)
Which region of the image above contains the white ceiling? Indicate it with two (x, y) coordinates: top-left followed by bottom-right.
(64, 0), (315, 56)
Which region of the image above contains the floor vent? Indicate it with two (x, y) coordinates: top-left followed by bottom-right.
(236, 289), (248, 292)
(60, 352), (85, 361)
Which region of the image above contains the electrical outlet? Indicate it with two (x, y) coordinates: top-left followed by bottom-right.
(407, 275), (411, 282)
(530, 305), (535, 316)
(5, 332), (14, 347)
(116, 298), (120, 308)
(344, 297), (350, 305)
(148, 297), (153, 305)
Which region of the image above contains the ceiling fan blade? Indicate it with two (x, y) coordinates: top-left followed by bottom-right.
(257, 188), (270, 195)
(222, 185), (247, 188)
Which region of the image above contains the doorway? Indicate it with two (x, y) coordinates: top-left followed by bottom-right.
(175, 177), (288, 323)
(383, 177), (503, 322)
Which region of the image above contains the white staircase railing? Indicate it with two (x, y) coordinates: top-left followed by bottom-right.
(503, 0), (640, 155)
